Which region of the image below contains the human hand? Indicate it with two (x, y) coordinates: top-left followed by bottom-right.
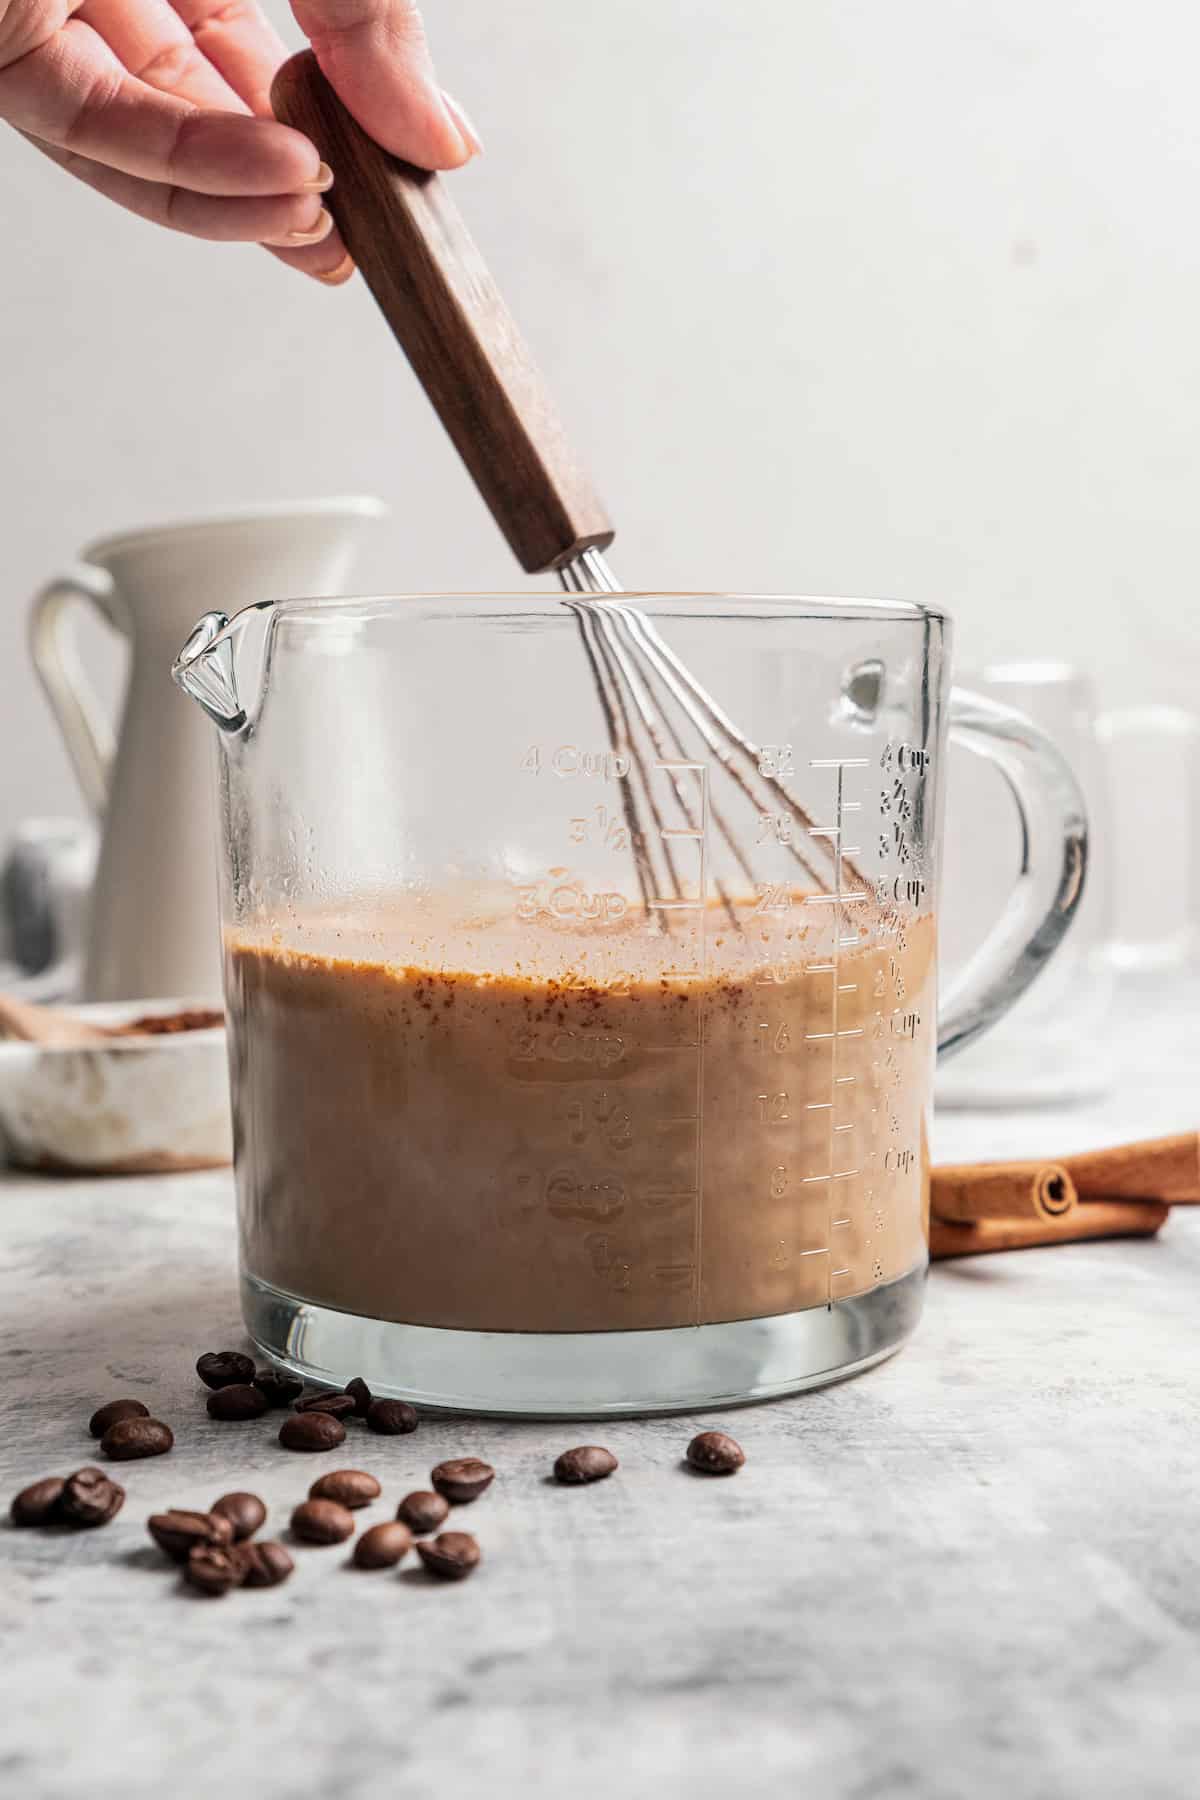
(0, 0), (481, 282)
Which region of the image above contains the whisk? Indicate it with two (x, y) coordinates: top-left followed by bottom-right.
(273, 55), (845, 916)
(558, 553), (842, 923)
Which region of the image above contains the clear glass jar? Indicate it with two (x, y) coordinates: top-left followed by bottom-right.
(175, 593), (1085, 1415)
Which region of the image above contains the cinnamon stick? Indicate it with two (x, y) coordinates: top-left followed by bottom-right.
(929, 1199), (1169, 1260)
(931, 1161), (1076, 1225)
(1063, 1133), (1200, 1204)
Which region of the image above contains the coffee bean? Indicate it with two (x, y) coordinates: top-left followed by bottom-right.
(554, 1446), (618, 1486)
(395, 1490), (450, 1536)
(354, 1521), (412, 1570)
(279, 1412), (346, 1453)
(185, 1544), (246, 1595)
(252, 1368), (304, 1409)
(344, 1376), (373, 1417)
(294, 1392), (357, 1420)
(10, 1476), (65, 1526)
(60, 1466), (125, 1526)
(206, 1383), (269, 1422)
(686, 1430), (745, 1475)
(88, 1398), (150, 1439)
(430, 1458), (494, 1504)
(196, 1350), (256, 1391)
(308, 1469), (381, 1509)
(366, 1398), (418, 1436)
(147, 1509), (234, 1563)
(210, 1492), (266, 1542)
(417, 1531), (481, 1581)
(238, 1540), (294, 1587)
(291, 1498), (355, 1545)
(101, 1417), (174, 1461)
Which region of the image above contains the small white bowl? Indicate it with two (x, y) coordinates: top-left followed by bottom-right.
(0, 999), (231, 1174)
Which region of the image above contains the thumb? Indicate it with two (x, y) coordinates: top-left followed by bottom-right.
(289, 0), (482, 169)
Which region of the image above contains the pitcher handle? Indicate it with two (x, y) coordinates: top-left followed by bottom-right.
(937, 686), (1088, 1061)
(29, 567), (124, 817)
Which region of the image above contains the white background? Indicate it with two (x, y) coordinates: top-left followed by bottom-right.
(3, 0), (1198, 839)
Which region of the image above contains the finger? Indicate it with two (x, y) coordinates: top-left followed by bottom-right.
(289, 0), (476, 167)
(170, 0), (291, 117)
(22, 130), (336, 243)
(0, 19), (324, 193)
(265, 241), (355, 284)
(76, 0), (248, 113)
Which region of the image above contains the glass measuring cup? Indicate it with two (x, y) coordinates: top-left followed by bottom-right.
(174, 592), (1086, 1415)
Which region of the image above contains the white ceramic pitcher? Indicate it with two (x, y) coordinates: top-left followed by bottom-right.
(31, 498), (387, 999)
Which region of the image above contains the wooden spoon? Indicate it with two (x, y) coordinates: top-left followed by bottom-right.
(0, 994), (115, 1046)
(0, 996), (223, 1046)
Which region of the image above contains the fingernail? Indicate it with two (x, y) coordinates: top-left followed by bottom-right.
(312, 253), (355, 287)
(441, 90), (484, 158)
(284, 208), (333, 246)
(299, 162), (334, 194)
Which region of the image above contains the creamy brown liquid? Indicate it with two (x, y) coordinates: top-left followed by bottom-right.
(227, 903), (934, 1333)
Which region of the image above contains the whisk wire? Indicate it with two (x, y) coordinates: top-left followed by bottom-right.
(557, 551), (849, 908)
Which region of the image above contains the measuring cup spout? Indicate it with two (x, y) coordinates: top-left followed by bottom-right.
(172, 604), (270, 732)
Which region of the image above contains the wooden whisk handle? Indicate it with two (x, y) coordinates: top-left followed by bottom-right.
(271, 51), (614, 575)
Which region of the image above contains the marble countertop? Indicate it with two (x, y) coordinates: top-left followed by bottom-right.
(2, 988), (1199, 1800)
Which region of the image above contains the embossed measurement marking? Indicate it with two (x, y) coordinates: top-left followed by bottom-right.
(645, 759), (710, 1320)
(568, 804), (630, 852)
(796, 756), (871, 1304)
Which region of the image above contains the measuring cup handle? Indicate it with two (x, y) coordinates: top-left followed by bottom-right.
(936, 685), (1088, 1061)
